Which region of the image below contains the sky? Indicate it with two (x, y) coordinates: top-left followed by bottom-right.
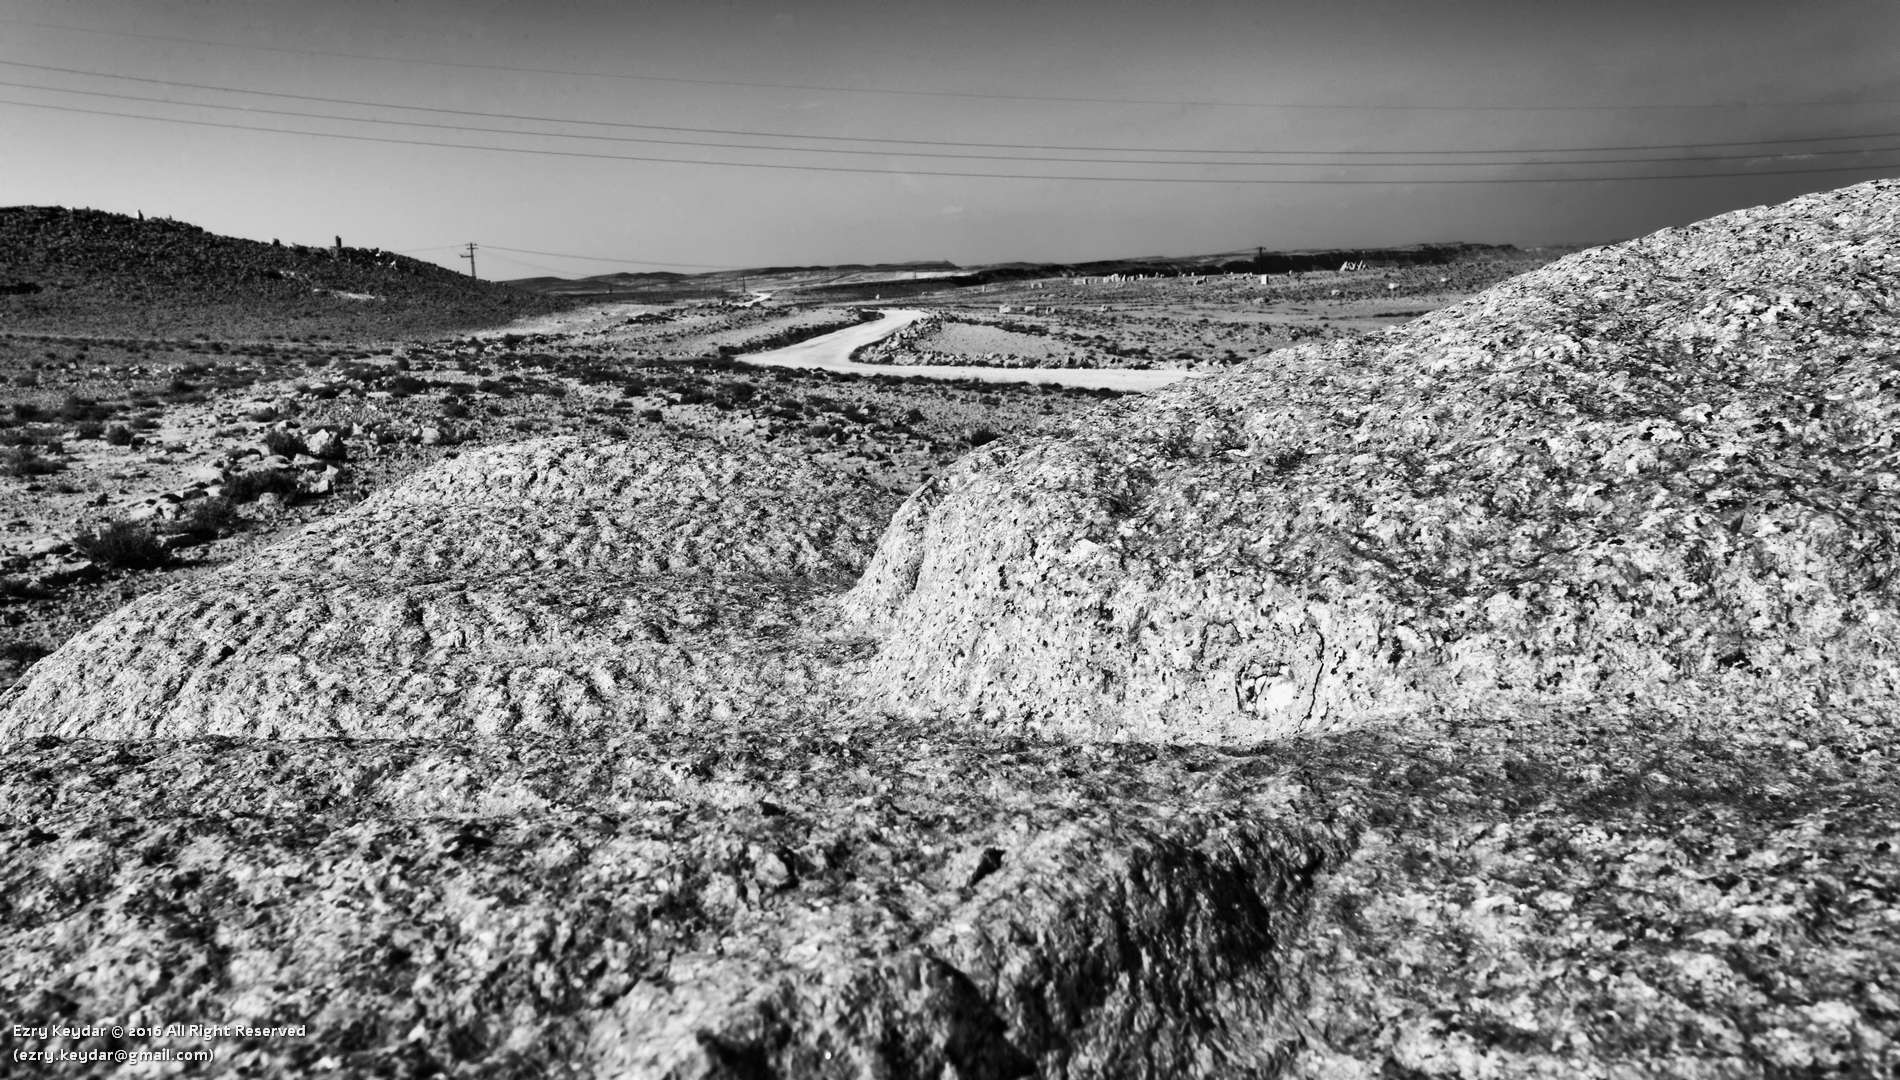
(1, 0), (1897, 279)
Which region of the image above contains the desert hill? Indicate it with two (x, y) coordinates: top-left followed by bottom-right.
(505, 244), (1529, 303)
(0, 206), (566, 338)
(1, 183), (1896, 1075)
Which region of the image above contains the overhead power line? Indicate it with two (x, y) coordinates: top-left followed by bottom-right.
(9, 76), (1897, 168)
(484, 246), (739, 270)
(3, 58), (1897, 158)
(4, 16), (1897, 113)
(476, 250), (583, 277)
(6, 96), (1897, 185)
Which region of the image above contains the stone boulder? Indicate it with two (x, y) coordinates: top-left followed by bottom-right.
(0, 436), (897, 739)
(845, 179), (1900, 742)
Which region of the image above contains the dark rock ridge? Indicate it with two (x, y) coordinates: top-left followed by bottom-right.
(847, 179), (1900, 741)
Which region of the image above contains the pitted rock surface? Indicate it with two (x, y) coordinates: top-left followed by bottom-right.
(846, 179), (1900, 742)
(1, 437), (896, 738)
(0, 730), (1352, 1078)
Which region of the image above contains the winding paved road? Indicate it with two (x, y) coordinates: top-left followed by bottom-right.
(740, 309), (1199, 392)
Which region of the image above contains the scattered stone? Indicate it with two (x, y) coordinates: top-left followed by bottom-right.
(304, 428), (345, 459)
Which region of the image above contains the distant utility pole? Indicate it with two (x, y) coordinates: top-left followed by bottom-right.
(460, 242), (479, 280)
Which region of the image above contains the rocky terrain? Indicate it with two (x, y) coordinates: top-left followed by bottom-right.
(0, 322), (1096, 691)
(2, 184), (1897, 1076)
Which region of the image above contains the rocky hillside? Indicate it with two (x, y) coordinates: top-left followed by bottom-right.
(0, 206), (564, 338)
(847, 179), (1900, 741)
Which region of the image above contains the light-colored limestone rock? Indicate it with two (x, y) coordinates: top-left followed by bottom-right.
(0, 436), (896, 739)
(846, 178), (1900, 742)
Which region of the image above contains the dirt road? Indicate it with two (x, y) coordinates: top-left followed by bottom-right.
(741, 309), (1199, 392)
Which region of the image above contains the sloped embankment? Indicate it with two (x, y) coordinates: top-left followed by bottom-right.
(0, 436), (896, 738)
(847, 179), (1900, 741)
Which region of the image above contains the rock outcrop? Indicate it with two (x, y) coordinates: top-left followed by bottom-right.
(0, 437), (896, 738)
(847, 179), (1900, 741)
(0, 728), (1352, 1077)
(3, 182), (1898, 1077)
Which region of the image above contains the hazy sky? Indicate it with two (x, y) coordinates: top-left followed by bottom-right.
(2, 0), (1896, 278)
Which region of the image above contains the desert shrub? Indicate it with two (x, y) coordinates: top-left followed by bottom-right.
(221, 469), (299, 503)
(71, 420), (104, 440)
(171, 496), (239, 538)
(639, 408), (663, 423)
(0, 576), (50, 600)
(0, 425), (61, 448)
(440, 399), (470, 419)
(57, 394), (111, 421)
(1, 445), (63, 476)
(1, 638), (52, 677)
(72, 520), (168, 569)
(385, 374), (428, 397)
(8, 402), (44, 423)
(967, 427), (1000, 448)
(103, 424), (135, 446)
(262, 428), (307, 458)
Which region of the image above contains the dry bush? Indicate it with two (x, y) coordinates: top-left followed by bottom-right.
(72, 520), (168, 570)
(1, 445), (63, 477)
(222, 469), (300, 503)
(171, 496), (240, 538)
(262, 428), (307, 458)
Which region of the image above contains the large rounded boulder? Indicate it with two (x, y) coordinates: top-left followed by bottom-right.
(846, 180), (1900, 742)
(2, 437), (895, 738)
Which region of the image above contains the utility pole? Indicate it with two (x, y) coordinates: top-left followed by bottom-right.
(460, 242), (479, 280)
